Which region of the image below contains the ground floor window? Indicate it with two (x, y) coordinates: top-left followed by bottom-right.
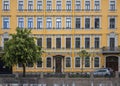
(75, 57), (80, 67)
(94, 57), (99, 67)
(85, 56), (90, 67)
(46, 57), (51, 68)
(66, 57), (71, 67)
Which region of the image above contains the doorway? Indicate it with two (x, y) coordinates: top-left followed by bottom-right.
(55, 57), (62, 73)
(106, 56), (118, 72)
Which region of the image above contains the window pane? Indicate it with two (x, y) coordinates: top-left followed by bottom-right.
(110, 1), (115, 11)
(85, 57), (90, 67)
(46, 18), (52, 29)
(85, 1), (90, 10)
(37, 1), (42, 10)
(109, 18), (115, 29)
(28, 1), (33, 11)
(18, 1), (24, 11)
(28, 18), (33, 29)
(3, 17), (9, 29)
(76, 18), (81, 29)
(66, 18), (71, 29)
(56, 18), (61, 29)
(94, 57), (99, 67)
(26, 62), (33, 67)
(66, 57), (71, 67)
(56, 1), (61, 10)
(3, 1), (9, 11)
(56, 38), (61, 48)
(94, 1), (100, 10)
(18, 17), (24, 28)
(75, 37), (80, 48)
(75, 57), (80, 67)
(85, 18), (90, 29)
(37, 38), (42, 47)
(37, 18), (42, 29)
(66, 1), (71, 10)
(47, 38), (52, 48)
(37, 60), (42, 67)
(76, 1), (81, 10)
(95, 18), (100, 29)
(47, 57), (51, 67)
(47, 0), (52, 10)
(85, 38), (90, 48)
(66, 38), (71, 48)
(94, 37), (99, 48)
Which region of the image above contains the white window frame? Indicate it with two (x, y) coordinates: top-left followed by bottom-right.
(66, 0), (72, 11)
(94, 36), (101, 49)
(109, 0), (116, 11)
(17, 0), (24, 11)
(94, 56), (100, 68)
(56, 0), (62, 10)
(75, 0), (81, 10)
(75, 17), (82, 29)
(74, 35), (81, 48)
(46, 0), (52, 10)
(2, 0), (10, 11)
(84, 56), (91, 68)
(55, 36), (62, 49)
(74, 56), (81, 68)
(27, 0), (34, 11)
(66, 17), (72, 29)
(46, 17), (52, 29)
(2, 17), (10, 29)
(94, 16), (101, 29)
(65, 56), (72, 68)
(56, 17), (61, 29)
(94, 0), (101, 11)
(27, 17), (34, 29)
(46, 56), (52, 68)
(84, 35), (91, 49)
(37, 0), (43, 10)
(84, 16), (91, 29)
(84, 0), (91, 11)
(108, 16), (116, 29)
(46, 36), (52, 49)
(65, 36), (72, 49)
(17, 17), (24, 28)
(36, 17), (43, 29)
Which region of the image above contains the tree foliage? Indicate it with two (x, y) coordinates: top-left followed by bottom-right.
(2, 28), (43, 77)
(78, 50), (90, 72)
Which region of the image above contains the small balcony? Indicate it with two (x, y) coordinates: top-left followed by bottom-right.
(102, 47), (120, 54)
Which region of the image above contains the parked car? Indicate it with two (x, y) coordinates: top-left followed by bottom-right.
(93, 68), (111, 77)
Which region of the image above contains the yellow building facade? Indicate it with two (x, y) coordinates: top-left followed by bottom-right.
(0, 0), (120, 73)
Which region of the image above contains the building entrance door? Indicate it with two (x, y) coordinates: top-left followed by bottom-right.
(55, 57), (62, 73)
(106, 56), (118, 72)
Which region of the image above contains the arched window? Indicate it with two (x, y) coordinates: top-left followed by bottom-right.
(46, 57), (51, 67)
(75, 57), (80, 67)
(94, 57), (99, 67)
(85, 56), (90, 67)
(66, 57), (71, 67)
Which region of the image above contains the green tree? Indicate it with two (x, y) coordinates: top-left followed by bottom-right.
(2, 28), (43, 77)
(78, 50), (90, 72)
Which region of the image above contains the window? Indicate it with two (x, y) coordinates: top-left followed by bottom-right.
(75, 57), (80, 67)
(85, 56), (90, 67)
(85, 1), (90, 10)
(46, 0), (52, 10)
(37, 60), (42, 67)
(37, 17), (42, 29)
(18, 63), (22, 67)
(94, 57), (99, 67)
(3, 17), (10, 29)
(4, 38), (9, 43)
(37, 38), (42, 47)
(85, 17), (90, 29)
(18, 17), (24, 28)
(94, 37), (100, 48)
(110, 1), (115, 11)
(94, 0), (100, 11)
(37, 0), (42, 10)
(66, 1), (71, 11)
(109, 17), (115, 29)
(66, 57), (71, 67)
(26, 62), (33, 67)
(3, 0), (9, 11)
(47, 38), (52, 48)
(46, 18), (52, 29)
(76, 18), (81, 29)
(56, 1), (61, 10)
(47, 57), (51, 67)
(94, 17), (100, 29)
(56, 18), (61, 29)
(66, 37), (71, 49)
(56, 38), (61, 48)
(75, 0), (81, 10)
(75, 37), (80, 48)
(28, 0), (33, 11)
(85, 37), (90, 48)
(66, 17), (71, 29)
(28, 18), (33, 29)
(18, 0), (24, 11)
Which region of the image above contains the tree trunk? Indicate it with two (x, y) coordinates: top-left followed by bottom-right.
(22, 63), (26, 77)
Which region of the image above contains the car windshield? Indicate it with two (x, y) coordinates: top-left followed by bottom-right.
(96, 69), (107, 72)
